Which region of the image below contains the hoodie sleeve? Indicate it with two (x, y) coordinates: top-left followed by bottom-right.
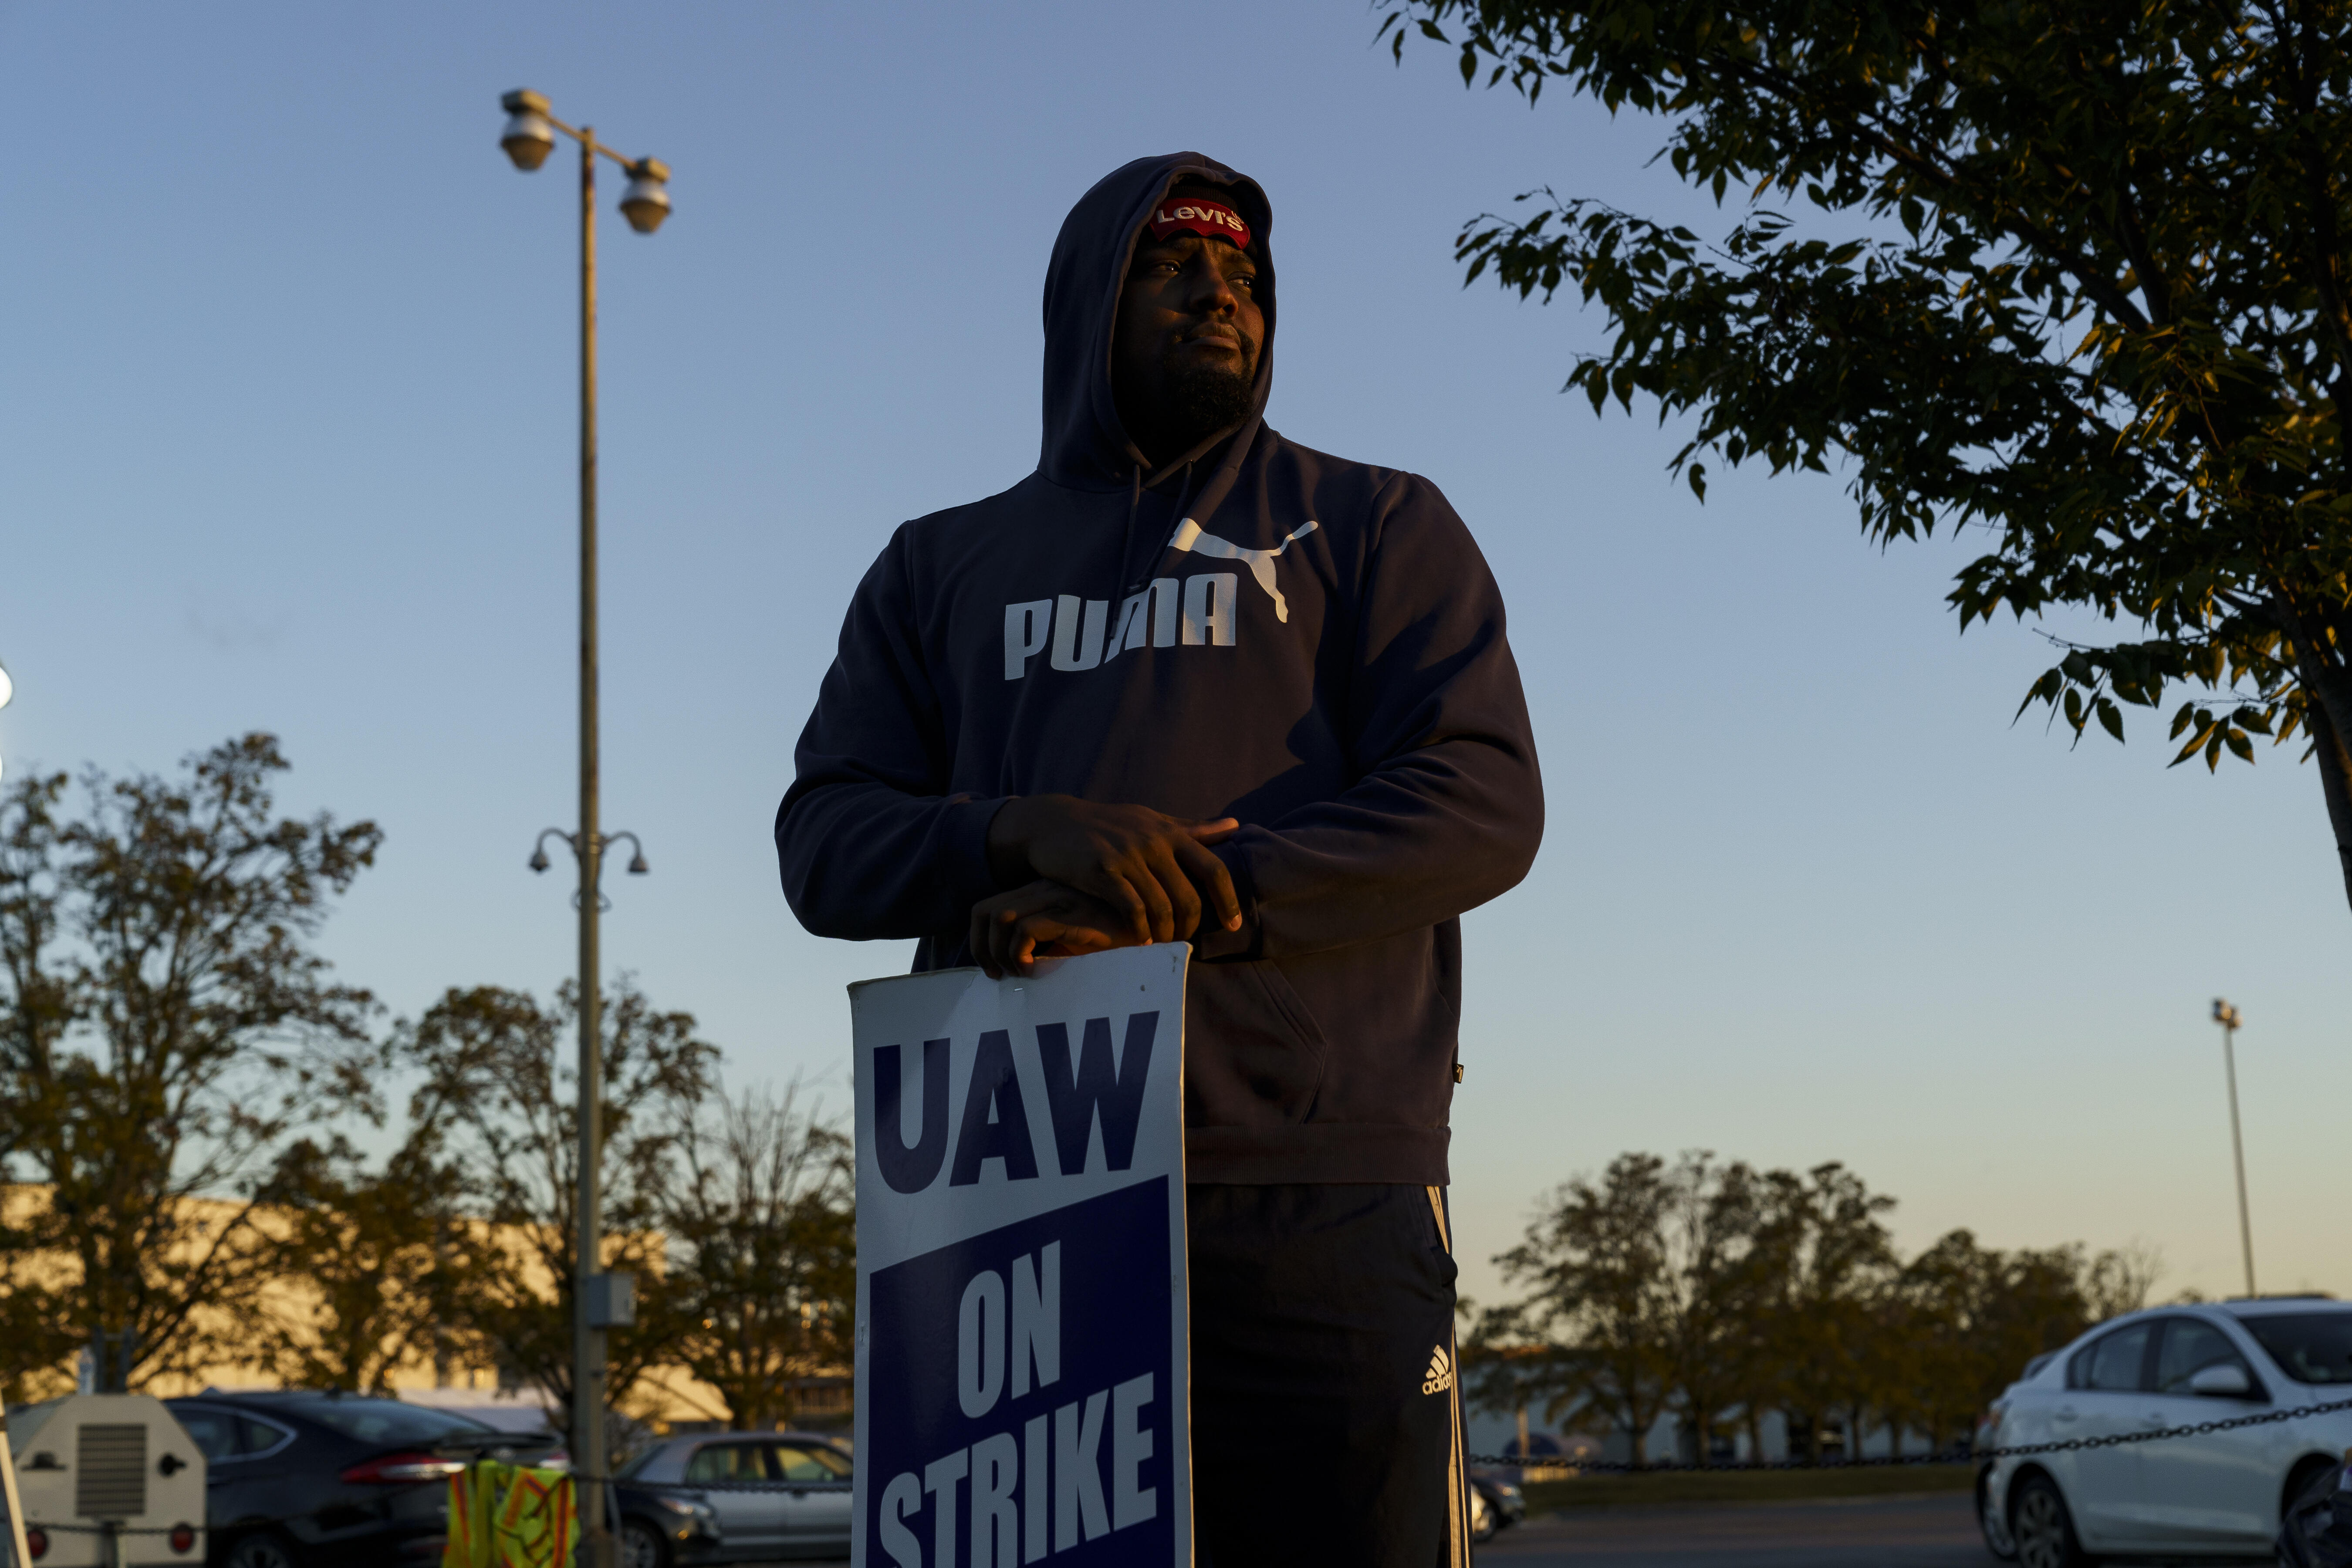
(1200, 473), (1543, 962)
(774, 526), (1004, 941)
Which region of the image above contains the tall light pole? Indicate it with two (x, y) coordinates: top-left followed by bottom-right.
(498, 87), (668, 1568)
(2211, 998), (2256, 1298)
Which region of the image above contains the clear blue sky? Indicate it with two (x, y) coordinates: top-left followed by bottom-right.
(3, 1), (2342, 1311)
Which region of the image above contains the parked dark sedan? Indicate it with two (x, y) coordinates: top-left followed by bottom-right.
(165, 1392), (564, 1568)
(1468, 1470), (1527, 1543)
(612, 1433), (852, 1568)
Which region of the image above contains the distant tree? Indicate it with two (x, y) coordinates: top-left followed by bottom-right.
(1862, 1281), (1937, 1457)
(663, 1083), (855, 1430)
(402, 982), (716, 1425)
(1387, 0), (2352, 913)
(0, 736), (380, 1389)
(1650, 1154), (1773, 1464)
(244, 1132), (465, 1393)
(1749, 1163), (1896, 1462)
(2082, 1237), (2166, 1322)
(1896, 1232), (1991, 1450)
(1898, 1230), (2097, 1446)
(1476, 1152), (1681, 1467)
(1478, 1147), (2178, 1465)
(1985, 1244), (2097, 1394)
(1456, 1338), (1567, 1459)
(0, 1200), (77, 1403)
(1474, 1153), (1918, 1465)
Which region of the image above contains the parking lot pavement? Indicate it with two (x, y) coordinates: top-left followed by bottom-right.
(1480, 1494), (2274, 1568)
(741, 1498), (2271, 1568)
(1478, 1493), (1989, 1567)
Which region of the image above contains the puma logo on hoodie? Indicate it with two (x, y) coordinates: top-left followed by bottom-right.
(1170, 517), (1319, 622)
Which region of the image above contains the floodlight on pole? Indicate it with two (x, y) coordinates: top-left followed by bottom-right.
(497, 86), (675, 233)
(0, 656), (14, 785)
(499, 90), (557, 172)
(2212, 997), (2256, 1298)
(604, 829), (651, 877)
(619, 159), (672, 234)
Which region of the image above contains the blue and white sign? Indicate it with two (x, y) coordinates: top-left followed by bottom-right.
(850, 945), (1191, 1568)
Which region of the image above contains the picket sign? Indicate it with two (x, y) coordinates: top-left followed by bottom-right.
(851, 945), (1191, 1568)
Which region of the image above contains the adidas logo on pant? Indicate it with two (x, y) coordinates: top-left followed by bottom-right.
(1422, 1345), (1453, 1396)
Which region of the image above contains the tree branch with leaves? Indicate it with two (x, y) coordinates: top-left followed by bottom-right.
(400, 981), (716, 1425)
(1387, 0), (2352, 911)
(0, 734), (381, 1390)
(662, 1082), (854, 1430)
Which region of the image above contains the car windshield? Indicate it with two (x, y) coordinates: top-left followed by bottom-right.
(2245, 1312), (2352, 1386)
(285, 1399), (497, 1446)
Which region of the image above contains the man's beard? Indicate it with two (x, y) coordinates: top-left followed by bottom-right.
(1157, 357), (1255, 452)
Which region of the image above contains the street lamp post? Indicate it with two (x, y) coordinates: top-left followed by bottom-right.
(498, 87), (669, 1568)
(2211, 998), (2255, 1298)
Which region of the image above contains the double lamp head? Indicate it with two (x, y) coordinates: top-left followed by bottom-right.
(499, 89), (671, 234)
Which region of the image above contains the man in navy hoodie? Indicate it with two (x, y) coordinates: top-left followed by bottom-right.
(778, 153), (1542, 1566)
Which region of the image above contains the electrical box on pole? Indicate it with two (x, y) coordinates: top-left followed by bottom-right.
(584, 1272), (636, 1329)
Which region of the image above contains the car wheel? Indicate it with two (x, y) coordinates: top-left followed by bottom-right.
(619, 1520), (671, 1568)
(2010, 1474), (2089, 1568)
(1468, 1486), (1495, 1544)
(1978, 1470), (2020, 1561)
(223, 1533), (300, 1568)
(2285, 1455), (2338, 1518)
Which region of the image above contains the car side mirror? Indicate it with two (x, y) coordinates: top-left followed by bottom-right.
(2190, 1362), (2253, 1398)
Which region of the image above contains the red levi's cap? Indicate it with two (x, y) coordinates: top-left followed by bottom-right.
(1147, 193), (1252, 250)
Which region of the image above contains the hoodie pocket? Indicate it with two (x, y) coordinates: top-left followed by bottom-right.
(1182, 959), (1330, 1130)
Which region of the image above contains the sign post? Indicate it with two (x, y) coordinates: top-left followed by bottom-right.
(0, 1406), (34, 1568)
(851, 946), (1191, 1568)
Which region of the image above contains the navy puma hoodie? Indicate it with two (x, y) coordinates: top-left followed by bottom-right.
(775, 152), (1542, 1185)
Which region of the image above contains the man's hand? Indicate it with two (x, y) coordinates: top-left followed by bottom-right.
(970, 879), (1132, 979)
(986, 795), (1243, 946)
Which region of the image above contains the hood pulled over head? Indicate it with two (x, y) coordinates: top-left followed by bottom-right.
(1040, 152), (1274, 491)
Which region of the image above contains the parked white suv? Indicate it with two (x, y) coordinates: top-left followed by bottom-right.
(1978, 1298), (2352, 1566)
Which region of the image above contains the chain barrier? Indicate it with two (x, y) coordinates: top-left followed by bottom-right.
(23, 1406), (2340, 1517)
(8, 1524), (194, 1538)
(564, 1474), (839, 1492)
(575, 1397), (2352, 1488)
(498, 1398), (2352, 1488)
(1466, 1392), (2352, 1474)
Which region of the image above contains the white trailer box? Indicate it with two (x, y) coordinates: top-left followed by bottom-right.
(5, 1396), (206, 1568)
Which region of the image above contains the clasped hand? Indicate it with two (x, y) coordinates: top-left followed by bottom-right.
(971, 796), (1241, 979)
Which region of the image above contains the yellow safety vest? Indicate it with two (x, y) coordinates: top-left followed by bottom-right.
(443, 1463), (577, 1568)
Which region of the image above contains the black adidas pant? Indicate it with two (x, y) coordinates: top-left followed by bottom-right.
(1187, 1183), (1471, 1568)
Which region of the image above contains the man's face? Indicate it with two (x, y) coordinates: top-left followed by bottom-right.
(1112, 230), (1264, 460)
